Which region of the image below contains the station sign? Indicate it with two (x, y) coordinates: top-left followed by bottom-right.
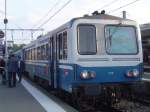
(0, 30), (4, 38)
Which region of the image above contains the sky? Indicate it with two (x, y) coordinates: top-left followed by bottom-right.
(0, 0), (150, 44)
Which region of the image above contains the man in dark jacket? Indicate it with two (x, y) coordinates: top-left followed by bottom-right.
(0, 56), (6, 84)
(7, 54), (18, 87)
(17, 56), (24, 83)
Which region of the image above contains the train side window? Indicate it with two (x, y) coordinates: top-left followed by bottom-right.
(25, 51), (26, 60)
(30, 49), (31, 60)
(34, 48), (37, 60)
(50, 38), (52, 60)
(31, 49), (32, 60)
(28, 50), (30, 60)
(32, 49), (34, 60)
(24, 51), (27, 60)
(37, 47), (41, 60)
(46, 44), (49, 60)
(44, 45), (46, 60)
(41, 45), (45, 60)
(63, 31), (67, 59)
(27, 50), (28, 60)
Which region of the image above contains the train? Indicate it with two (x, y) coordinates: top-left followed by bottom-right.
(16, 11), (143, 106)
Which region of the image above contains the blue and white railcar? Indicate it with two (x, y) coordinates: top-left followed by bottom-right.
(23, 13), (143, 101)
(56, 14), (143, 93)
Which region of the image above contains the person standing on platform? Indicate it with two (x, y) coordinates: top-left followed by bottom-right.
(0, 56), (6, 84)
(17, 56), (24, 83)
(7, 54), (18, 88)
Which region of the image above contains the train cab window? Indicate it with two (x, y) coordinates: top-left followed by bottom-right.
(105, 26), (138, 54)
(77, 25), (97, 55)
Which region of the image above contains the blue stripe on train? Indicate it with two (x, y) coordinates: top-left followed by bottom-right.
(58, 63), (142, 92)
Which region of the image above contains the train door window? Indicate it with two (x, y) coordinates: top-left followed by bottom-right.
(63, 31), (67, 59)
(57, 33), (63, 60)
(77, 24), (97, 55)
(56, 35), (59, 60)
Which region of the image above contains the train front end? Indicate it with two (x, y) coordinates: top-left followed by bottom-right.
(71, 15), (143, 98)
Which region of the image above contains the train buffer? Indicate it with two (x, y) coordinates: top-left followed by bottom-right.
(0, 77), (78, 112)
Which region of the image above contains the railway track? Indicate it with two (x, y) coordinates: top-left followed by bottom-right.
(25, 75), (150, 112)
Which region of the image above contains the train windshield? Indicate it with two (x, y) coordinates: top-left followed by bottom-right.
(105, 25), (138, 54)
(77, 24), (97, 55)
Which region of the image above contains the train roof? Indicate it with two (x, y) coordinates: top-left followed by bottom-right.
(73, 14), (134, 21)
(46, 13), (135, 34)
(24, 13), (136, 50)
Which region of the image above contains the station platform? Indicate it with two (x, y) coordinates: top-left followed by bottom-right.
(0, 77), (78, 112)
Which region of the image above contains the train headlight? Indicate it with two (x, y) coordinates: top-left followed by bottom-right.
(80, 71), (96, 79)
(132, 69), (139, 77)
(126, 69), (139, 78)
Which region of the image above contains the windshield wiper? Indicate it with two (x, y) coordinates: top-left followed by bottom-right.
(107, 23), (122, 47)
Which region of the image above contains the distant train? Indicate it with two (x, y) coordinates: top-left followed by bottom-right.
(17, 12), (143, 105)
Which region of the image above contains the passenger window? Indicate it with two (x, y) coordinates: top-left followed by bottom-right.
(37, 47), (41, 60)
(46, 44), (49, 60)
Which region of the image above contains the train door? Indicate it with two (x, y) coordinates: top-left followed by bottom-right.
(49, 37), (54, 87)
(52, 35), (59, 89)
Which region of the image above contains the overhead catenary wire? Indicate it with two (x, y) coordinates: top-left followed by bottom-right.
(108, 0), (141, 14)
(97, 0), (121, 11)
(32, 0), (61, 28)
(37, 0), (73, 28)
(0, 10), (5, 14)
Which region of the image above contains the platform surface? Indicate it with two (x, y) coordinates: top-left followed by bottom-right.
(0, 76), (78, 112)
(0, 81), (46, 112)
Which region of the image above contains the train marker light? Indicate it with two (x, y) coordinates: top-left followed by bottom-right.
(80, 71), (96, 79)
(126, 69), (139, 78)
